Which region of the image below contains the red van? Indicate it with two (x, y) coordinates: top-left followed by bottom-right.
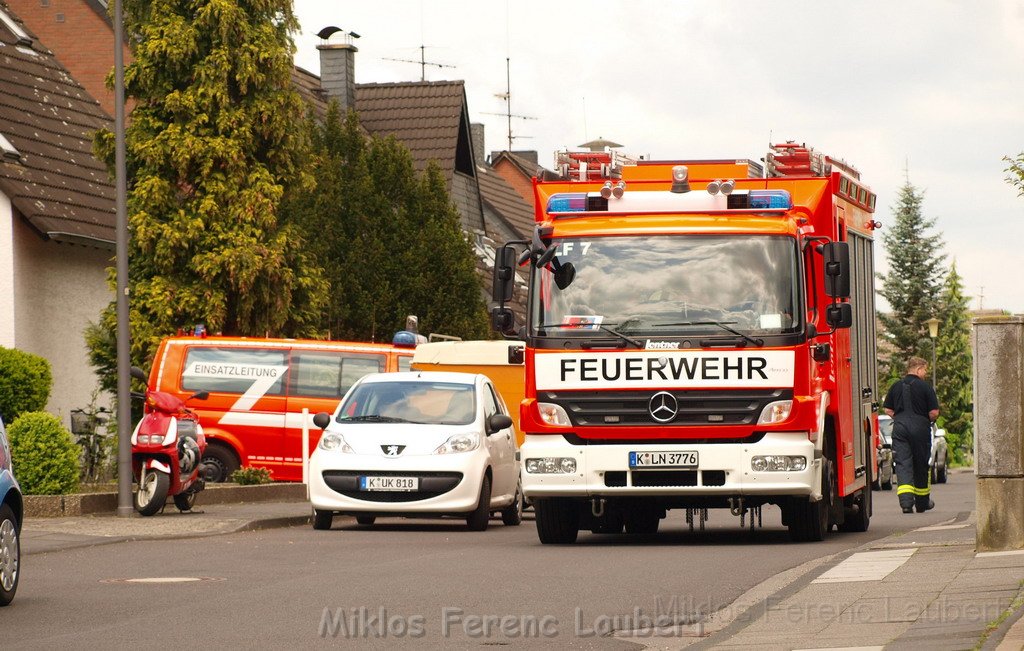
(147, 336), (414, 482)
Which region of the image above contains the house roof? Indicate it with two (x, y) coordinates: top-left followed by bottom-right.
(0, 4), (115, 245)
(291, 64), (330, 119)
(355, 80), (468, 181)
(477, 164), (534, 239)
(490, 150), (562, 182)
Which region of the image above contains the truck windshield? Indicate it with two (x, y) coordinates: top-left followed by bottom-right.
(532, 235), (801, 337)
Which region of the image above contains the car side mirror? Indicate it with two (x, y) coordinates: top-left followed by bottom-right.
(881, 443), (892, 450)
(189, 391), (209, 401)
(312, 412), (332, 430)
(935, 428), (946, 438)
(130, 366), (148, 382)
(487, 413), (513, 434)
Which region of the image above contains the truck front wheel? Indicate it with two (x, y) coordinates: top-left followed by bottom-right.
(787, 458), (834, 542)
(534, 498), (580, 544)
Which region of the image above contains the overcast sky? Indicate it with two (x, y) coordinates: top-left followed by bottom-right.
(292, 1), (1024, 315)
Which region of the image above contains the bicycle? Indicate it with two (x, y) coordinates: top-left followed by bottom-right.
(70, 406), (111, 483)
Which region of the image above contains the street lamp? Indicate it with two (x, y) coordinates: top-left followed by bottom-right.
(925, 317), (940, 390)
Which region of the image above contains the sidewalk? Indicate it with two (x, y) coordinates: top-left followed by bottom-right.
(667, 510), (1024, 651)
(20, 500), (313, 555)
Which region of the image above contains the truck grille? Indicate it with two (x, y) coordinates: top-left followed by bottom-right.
(539, 389), (792, 427)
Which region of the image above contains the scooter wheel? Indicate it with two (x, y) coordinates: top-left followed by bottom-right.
(135, 470), (170, 516)
(173, 491), (197, 512)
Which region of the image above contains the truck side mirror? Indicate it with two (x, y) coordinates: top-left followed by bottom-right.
(826, 303), (853, 328)
(491, 307), (516, 336)
(822, 241), (850, 298)
(491, 246), (517, 304)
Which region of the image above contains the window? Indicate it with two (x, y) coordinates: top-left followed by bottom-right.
(0, 8), (31, 46)
(289, 351), (385, 399)
(397, 356), (413, 372)
(182, 347), (287, 395)
(0, 132), (19, 160)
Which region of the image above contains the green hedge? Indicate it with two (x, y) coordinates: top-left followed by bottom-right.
(8, 411), (80, 495)
(0, 347), (53, 424)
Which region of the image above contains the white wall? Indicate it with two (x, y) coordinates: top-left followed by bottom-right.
(0, 191), (14, 348)
(10, 213), (114, 426)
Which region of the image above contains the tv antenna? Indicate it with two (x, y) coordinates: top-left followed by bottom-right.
(382, 45), (456, 82)
(482, 57), (537, 152)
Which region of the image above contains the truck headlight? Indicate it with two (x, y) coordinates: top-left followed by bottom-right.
(757, 400), (793, 424)
(525, 457), (577, 474)
(433, 433), (479, 454)
(537, 402), (572, 427)
(751, 455), (806, 472)
(318, 432), (353, 453)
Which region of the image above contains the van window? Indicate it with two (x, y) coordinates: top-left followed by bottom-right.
(182, 347), (287, 395)
(290, 352), (385, 399)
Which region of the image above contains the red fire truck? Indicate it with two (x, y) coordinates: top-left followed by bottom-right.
(491, 143), (879, 543)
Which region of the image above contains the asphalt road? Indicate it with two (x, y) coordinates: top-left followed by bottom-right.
(3, 472), (975, 649)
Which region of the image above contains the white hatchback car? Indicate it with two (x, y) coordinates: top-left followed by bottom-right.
(308, 372), (523, 531)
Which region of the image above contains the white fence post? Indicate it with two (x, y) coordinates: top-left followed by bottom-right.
(302, 407), (310, 500)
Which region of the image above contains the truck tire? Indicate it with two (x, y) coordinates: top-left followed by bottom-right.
(788, 457), (834, 542)
(202, 442), (239, 483)
(534, 498), (579, 544)
(839, 488), (871, 533)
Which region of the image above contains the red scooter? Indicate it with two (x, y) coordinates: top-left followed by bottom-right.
(130, 367), (208, 516)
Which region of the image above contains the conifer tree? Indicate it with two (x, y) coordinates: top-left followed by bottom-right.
(91, 0), (327, 372)
(877, 181), (946, 385)
(285, 105), (488, 341)
(935, 263), (973, 463)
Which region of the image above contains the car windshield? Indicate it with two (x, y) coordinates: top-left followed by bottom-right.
(531, 235), (802, 337)
(879, 417), (893, 443)
(336, 381), (476, 426)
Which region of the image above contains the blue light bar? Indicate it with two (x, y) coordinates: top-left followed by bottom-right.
(392, 331), (419, 347)
(547, 193), (588, 212)
(748, 190), (792, 209)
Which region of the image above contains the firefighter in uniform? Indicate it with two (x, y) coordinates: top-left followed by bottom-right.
(883, 356), (940, 514)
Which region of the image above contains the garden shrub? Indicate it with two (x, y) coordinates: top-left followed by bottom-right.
(230, 467), (272, 485)
(8, 411), (80, 495)
(0, 347), (53, 424)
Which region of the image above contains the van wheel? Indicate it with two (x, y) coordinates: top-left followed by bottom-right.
(355, 516), (376, 526)
(501, 479), (524, 526)
(202, 443), (239, 483)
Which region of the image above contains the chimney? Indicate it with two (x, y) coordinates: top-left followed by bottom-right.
(318, 43), (357, 114)
(470, 123), (486, 166)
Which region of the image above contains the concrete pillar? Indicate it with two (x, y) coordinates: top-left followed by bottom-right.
(974, 315), (1024, 552)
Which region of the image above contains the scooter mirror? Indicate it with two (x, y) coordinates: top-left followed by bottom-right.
(130, 366), (148, 382)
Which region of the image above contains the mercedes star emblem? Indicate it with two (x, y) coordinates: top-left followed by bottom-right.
(648, 391), (679, 423)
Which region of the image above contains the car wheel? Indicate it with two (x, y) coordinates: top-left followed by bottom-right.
(173, 491), (197, 512)
(500, 479), (524, 526)
(201, 443), (239, 483)
(0, 504), (19, 607)
(135, 470), (170, 516)
(534, 498), (580, 544)
(313, 509), (333, 530)
(467, 476), (492, 531)
(882, 473), (893, 491)
(355, 515), (376, 526)
(937, 455), (948, 484)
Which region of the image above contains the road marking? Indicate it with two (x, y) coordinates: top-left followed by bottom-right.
(915, 523), (971, 531)
(811, 548), (916, 583)
(101, 576), (226, 584)
(795, 647), (884, 651)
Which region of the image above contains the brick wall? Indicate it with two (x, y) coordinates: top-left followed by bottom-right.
(6, 0), (130, 116)
(492, 158), (535, 206)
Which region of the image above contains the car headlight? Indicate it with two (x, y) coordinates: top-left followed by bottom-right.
(757, 400), (793, 425)
(318, 432), (354, 453)
(433, 433), (480, 454)
(537, 402), (572, 427)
